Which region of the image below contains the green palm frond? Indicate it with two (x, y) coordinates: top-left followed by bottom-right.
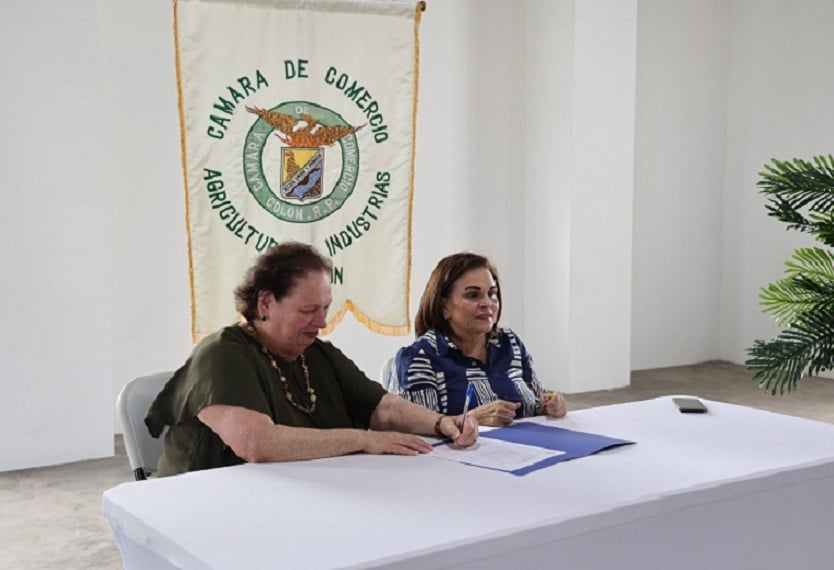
(758, 155), (834, 211)
(759, 277), (832, 325)
(747, 155), (834, 394)
(760, 248), (834, 325)
(759, 156), (834, 244)
(784, 247), (834, 281)
(808, 211), (834, 248)
(746, 306), (834, 394)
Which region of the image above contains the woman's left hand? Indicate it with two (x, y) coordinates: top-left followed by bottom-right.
(541, 392), (567, 418)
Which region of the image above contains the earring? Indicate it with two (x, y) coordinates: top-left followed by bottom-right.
(260, 314), (267, 322)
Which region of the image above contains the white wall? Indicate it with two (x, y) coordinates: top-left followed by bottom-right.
(720, 0), (834, 364)
(631, 0), (730, 370)
(524, 0), (574, 389)
(567, 0), (637, 391)
(3, 0), (832, 471)
(1, 1), (114, 470)
(524, 0), (637, 393)
(96, 0), (194, 414)
(630, 0), (834, 371)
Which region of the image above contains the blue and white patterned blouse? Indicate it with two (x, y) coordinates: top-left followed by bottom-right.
(394, 328), (544, 418)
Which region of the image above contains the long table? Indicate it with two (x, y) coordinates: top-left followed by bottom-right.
(102, 397), (834, 569)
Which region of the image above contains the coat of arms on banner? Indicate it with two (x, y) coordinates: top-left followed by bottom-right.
(244, 105), (362, 221)
(175, 0), (423, 338)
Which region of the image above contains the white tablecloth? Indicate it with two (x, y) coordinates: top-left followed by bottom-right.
(103, 397), (834, 569)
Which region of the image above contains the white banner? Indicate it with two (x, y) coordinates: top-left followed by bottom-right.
(175, 0), (423, 338)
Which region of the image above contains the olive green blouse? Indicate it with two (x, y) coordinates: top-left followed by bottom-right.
(145, 325), (386, 477)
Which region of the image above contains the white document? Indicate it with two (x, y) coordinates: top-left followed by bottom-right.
(430, 438), (565, 472)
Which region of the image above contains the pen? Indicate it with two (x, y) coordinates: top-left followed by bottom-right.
(460, 382), (475, 427)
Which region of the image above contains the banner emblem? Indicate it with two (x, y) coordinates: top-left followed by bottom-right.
(244, 103), (362, 222)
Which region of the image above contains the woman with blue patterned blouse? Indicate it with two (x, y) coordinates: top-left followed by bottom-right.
(394, 253), (567, 426)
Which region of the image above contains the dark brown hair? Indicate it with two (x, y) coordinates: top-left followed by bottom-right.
(414, 252), (502, 337)
(234, 242), (332, 322)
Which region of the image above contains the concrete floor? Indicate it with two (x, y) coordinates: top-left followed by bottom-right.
(1, 361), (833, 569)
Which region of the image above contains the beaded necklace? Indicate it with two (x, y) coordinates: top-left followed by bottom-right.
(243, 322), (317, 415)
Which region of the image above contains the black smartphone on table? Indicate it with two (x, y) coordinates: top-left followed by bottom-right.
(673, 397), (708, 414)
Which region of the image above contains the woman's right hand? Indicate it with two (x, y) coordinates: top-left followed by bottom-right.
(362, 430), (434, 456)
(470, 400), (520, 427)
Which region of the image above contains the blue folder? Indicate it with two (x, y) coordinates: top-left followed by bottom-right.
(480, 423), (635, 476)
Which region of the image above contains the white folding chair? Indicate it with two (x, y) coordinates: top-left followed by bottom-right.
(379, 356), (399, 392)
(116, 372), (172, 481)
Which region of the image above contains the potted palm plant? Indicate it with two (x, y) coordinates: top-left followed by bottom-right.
(746, 155), (834, 394)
